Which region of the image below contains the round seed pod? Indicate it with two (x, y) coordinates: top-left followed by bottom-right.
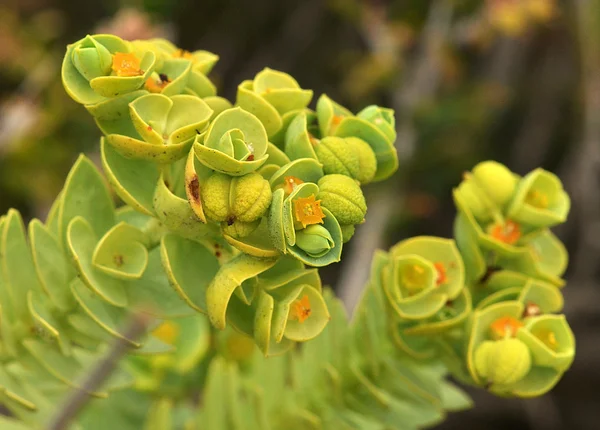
(317, 174), (366, 226)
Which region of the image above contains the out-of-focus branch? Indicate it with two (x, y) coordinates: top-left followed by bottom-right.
(566, 0), (600, 283)
(46, 312), (151, 430)
(338, 0), (453, 313)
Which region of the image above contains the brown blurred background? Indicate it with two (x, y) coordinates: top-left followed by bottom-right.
(0, 0), (598, 429)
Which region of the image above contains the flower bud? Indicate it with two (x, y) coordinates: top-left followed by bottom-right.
(472, 161), (517, 207)
(317, 174), (366, 225)
(295, 225), (335, 258)
(474, 338), (532, 387)
(201, 172), (272, 225)
(72, 36), (113, 81)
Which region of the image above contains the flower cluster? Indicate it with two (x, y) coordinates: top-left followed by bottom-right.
(368, 161), (574, 397)
(61, 34), (398, 355)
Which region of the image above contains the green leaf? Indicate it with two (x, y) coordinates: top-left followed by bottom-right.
(58, 155), (115, 248)
(127, 248), (194, 318)
(93, 222), (149, 280)
(69, 278), (139, 347)
(67, 217), (127, 307)
(206, 254), (277, 330)
(29, 220), (76, 311)
(160, 234), (220, 313)
(1, 210), (45, 320)
(101, 138), (159, 216)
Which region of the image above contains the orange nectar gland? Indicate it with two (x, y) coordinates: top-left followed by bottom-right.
(290, 295), (311, 323)
(433, 262), (448, 286)
(111, 52), (143, 77)
(145, 74), (171, 93)
(490, 220), (521, 245)
(283, 176), (304, 195)
(490, 316), (523, 340)
(294, 195), (326, 228)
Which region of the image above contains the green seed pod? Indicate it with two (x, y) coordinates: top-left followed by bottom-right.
(474, 338), (532, 387)
(317, 174), (366, 225)
(201, 172), (272, 225)
(313, 136), (360, 179)
(222, 219), (261, 239)
(472, 161), (518, 208)
(340, 224), (355, 243)
(346, 137), (377, 184)
(295, 225), (335, 258)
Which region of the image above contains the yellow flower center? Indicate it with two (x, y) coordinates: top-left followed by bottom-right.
(152, 321), (179, 345)
(489, 220), (521, 245)
(490, 316), (523, 339)
(532, 328), (558, 351)
(283, 176), (304, 195)
(294, 195), (326, 228)
(290, 295), (311, 323)
(111, 52), (143, 77)
(402, 264), (428, 294)
(525, 190), (549, 209)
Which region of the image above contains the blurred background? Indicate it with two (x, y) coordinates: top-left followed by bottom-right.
(0, 0), (598, 429)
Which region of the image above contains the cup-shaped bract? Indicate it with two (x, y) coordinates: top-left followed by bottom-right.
(204, 254), (328, 356)
(268, 182), (343, 267)
(382, 237), (465, 321)
(104, 94), (213, 163)
(507, 168), (570, 228)
(452, 163), (569, 286)
(62, 34), (156, 106)
(236, 68), (313, 138)
(133, 38), (218, 98)
(316, 95), (398, 182)
(194, 107), (270, 175)
(200, 172), (273, 238)
(466, 298), (575, 397)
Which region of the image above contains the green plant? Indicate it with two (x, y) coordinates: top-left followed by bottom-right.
(0, 34), (574, 429)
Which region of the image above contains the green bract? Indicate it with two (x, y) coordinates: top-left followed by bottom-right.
(104, 93), (213, 163)
(62, 34), (156, 106)
(268, 182), (343, 267)
(194, 107), (270, 175)
(453, 161), (569, 286)
(0, 32), (576, 430)
(236, 68), (313, 139)
(317, 95), (399, 181)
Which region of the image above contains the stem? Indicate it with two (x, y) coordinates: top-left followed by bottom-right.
(142, 216), (169, 249)
(45, 312), (151, 430)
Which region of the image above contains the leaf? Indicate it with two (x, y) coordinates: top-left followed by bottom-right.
(160, 234), (220, 313)
(29, 220), (76, 311)
(58, 155), (115, 248)
(67, 217), (128, 307)
(101, 139), (160, 216)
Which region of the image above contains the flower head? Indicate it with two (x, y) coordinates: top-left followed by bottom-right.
(112, 52), (143, 77)
(490, 316), (523, 339)
(290, 294), (312, 323)
(294, 195), (326, 228)
(489, 220), (521, 245)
